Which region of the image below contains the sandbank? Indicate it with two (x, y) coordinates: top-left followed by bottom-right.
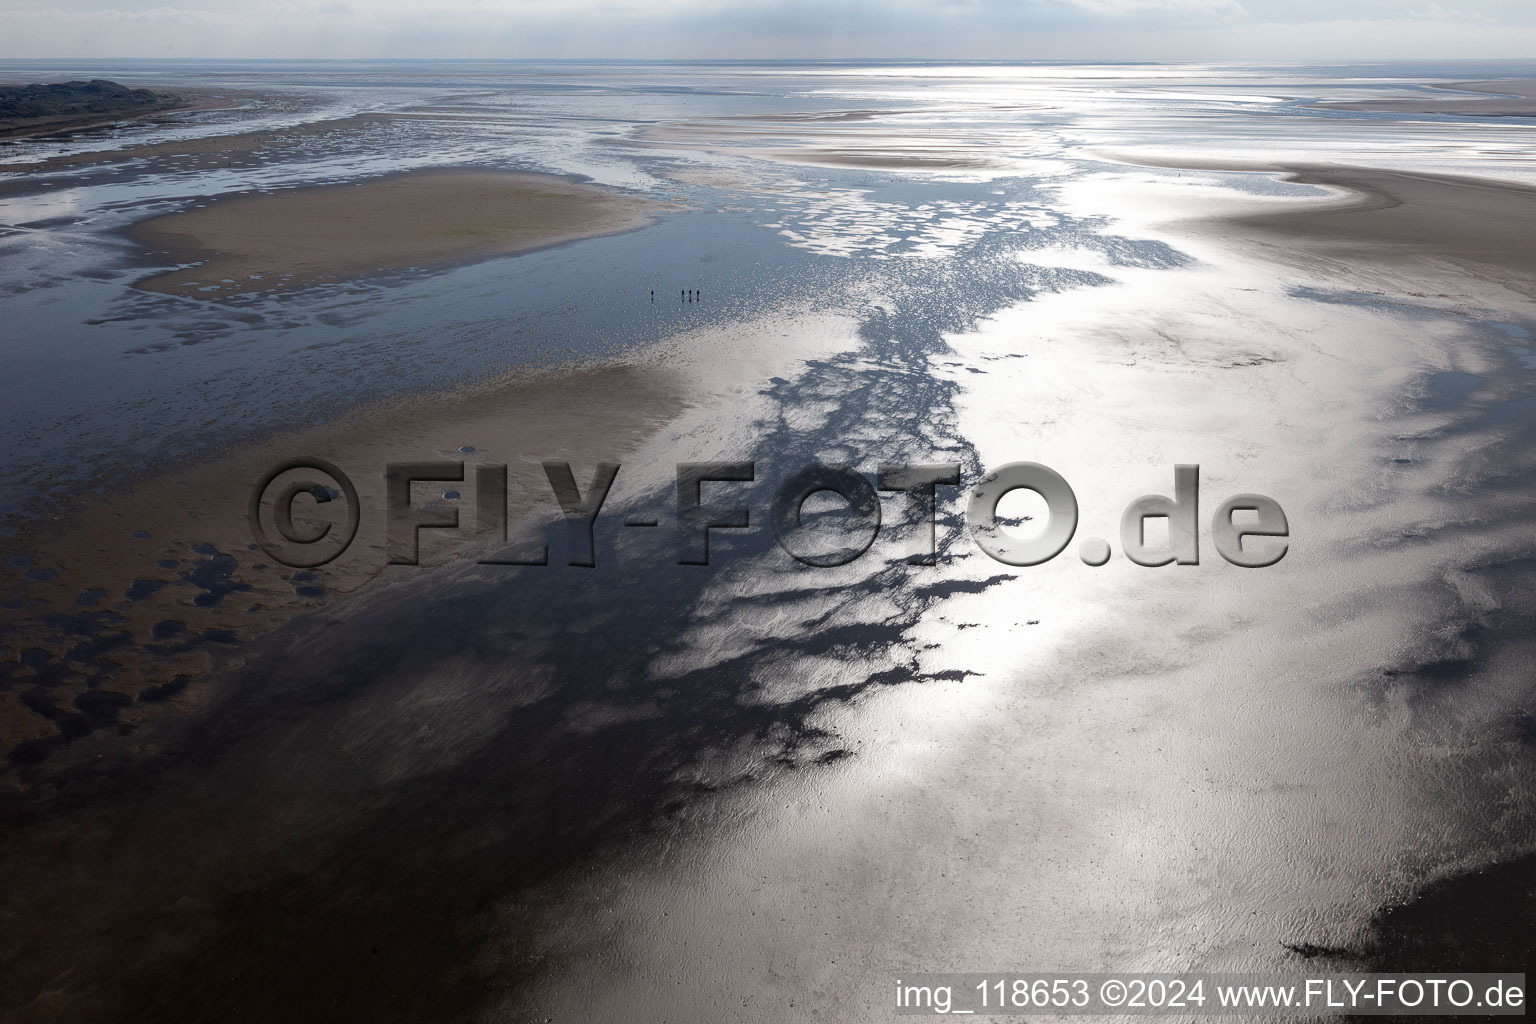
(1316, 78), (1536, 116)
(129, 169), (666, 297)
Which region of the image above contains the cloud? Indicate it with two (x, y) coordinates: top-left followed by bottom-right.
(1059, 0), (1244, 14)
(1407, 1), (1492, 21)
(0, 0), (1533, 56)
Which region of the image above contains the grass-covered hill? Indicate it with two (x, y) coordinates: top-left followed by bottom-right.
(0, 79), (169, 120)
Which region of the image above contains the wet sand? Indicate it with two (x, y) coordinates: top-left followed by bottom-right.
(128, 169), (667, 297)
(447, 159), (1536, 1020)
(766, 148), (1001, 171)
(0, 361), (686, 763)
(1318, 78), (1536, 116)
(0, 299), (867, 1020)
(641, 112), (1024, 174)
(1206, 166), (1536, 301)
(1100, 157), (1536, 305)
(1033, 156), (1536, 981)
(0, 310), (853, 784)
(0, 104), (369, 176)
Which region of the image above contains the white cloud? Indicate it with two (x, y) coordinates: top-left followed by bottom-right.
(0, 0), (1534, 56)
(1407, 2), (1492, 22)
(1060, 0), (1244, 14)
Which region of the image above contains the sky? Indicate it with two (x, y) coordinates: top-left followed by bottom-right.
(2, 0), (1536, 59)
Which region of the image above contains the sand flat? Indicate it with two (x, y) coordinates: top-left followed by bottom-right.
(129, 169), (666, 297)
(1316, 78), (1536, 115)
(1098, 154), (1536, 305)
(1204, 165), (1536, 303)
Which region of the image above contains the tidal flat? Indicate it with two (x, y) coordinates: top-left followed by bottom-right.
(0, 59), (1534, 1022)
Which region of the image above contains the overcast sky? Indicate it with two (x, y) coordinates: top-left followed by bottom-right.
(3, 0), (1536, 59)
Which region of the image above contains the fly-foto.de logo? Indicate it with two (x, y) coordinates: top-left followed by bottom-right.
(249, 459), (1288, 572)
